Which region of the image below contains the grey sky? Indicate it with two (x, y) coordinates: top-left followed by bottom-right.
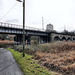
(0, 0), (75, 31)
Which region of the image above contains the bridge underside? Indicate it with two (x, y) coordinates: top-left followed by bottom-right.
(14, 34), (51, 44)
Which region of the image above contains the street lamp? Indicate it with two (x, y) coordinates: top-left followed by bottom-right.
(16, 0), (22, 2)
(16, 0), (25, 57)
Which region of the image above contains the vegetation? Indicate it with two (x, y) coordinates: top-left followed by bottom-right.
(32, 40), (38, 45)
(0, 40), (14, 48)
(12, 42), (75, 75)
(31, 36), (39, 45)
(0, 34), (8, 40)
(62, 29), (75, 35)
(8, 48), (53, 75)
(34, 42), (75, 75)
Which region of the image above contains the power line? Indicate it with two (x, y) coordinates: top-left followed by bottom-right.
(0, 2), (18, 20)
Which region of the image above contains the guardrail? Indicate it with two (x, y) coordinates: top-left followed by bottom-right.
(0, 22), (45, 31)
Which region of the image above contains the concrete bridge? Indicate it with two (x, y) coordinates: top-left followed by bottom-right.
(0, 22), (75, 44)
(51, 33), (75, 42)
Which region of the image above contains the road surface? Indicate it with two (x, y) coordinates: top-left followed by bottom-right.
(0, 48), (23, 75)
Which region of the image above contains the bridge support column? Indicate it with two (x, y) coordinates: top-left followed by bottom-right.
(47, 36), (51, 43)
(25, 36), (31, 45)
(39, 36), (43, 43)
(39, 36), (49, 43)
(14, 35), (23, 44)
(14, 35), (31, 45)
(14, 35), (18, 42)
(50, 33), (54, 42)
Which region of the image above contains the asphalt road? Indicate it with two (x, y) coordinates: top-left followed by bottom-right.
(0, 48), (23, 75)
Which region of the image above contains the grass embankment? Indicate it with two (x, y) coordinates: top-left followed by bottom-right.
(35, 42), (75, 75)
(11, 42), (75, 75)
(8, 48), (52, 75)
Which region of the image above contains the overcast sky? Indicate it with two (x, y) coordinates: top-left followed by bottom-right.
(0, 0), (75, 31)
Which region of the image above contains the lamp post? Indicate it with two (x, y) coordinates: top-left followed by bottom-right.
(16, 0), (25, 57)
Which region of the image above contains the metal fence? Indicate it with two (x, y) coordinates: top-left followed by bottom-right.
(0, 22), (45, 31)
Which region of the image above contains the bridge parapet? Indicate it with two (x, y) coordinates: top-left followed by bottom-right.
(0, 22), (45, 31)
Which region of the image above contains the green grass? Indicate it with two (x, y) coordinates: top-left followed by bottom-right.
(7, 48), (52, 75)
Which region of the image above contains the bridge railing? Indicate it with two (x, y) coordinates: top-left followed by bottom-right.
(0, 22), (45, 31)
(0, 22), (23, 29)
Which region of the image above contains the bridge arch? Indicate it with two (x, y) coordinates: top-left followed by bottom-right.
(54, 36), (60, 41)
(73, 38), (75, 41)
(67, 37), (72, 41)
(61, 37), (66, 41)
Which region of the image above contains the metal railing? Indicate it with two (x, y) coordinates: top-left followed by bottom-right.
(0, 22), (45, 31)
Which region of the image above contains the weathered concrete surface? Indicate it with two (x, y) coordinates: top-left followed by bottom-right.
(0, 48), (23, 75)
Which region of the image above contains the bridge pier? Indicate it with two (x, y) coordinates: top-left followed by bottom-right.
(25, 36), (31, 45)
(14, 35), (31, 45)
(39, 36), (50, 43)
(14, 35), (23, 44)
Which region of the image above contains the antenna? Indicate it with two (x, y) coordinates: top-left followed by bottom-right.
(42, 17), (44, 30)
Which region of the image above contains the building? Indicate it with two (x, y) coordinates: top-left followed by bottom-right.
(46, 24), (53, 31)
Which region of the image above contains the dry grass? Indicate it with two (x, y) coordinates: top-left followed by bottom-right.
(0, 40), (14, 48)
(0, 40), (14, 44)
(35, 42), (75, 75)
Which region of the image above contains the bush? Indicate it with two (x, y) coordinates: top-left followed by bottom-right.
(0, 43), (14, 48)
(12, 45), (23, 52)
(25, 46), (35, 55)
(33, 40), (38, 45)
(13, 45), (36, 55)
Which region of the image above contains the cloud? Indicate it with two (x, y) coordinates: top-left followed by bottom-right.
(5, 19), (18, 23)
(0, 1), (2, 5)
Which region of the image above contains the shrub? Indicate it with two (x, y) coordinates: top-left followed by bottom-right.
(13, 45), (36, 55)
(33, 40), (38, 45)
(0, 43), (14, 48)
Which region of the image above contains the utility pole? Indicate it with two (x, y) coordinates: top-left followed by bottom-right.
(23, 0), (25, 57)
(42, 17), (44, 30)
(16, 0), (25, 57)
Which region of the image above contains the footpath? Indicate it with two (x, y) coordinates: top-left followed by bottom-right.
(0, 48), (23, 75)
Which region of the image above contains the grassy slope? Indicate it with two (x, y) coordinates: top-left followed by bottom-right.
(8, 48), (53, 75)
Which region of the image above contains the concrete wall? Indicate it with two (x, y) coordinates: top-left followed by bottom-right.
(51, 33), (75, 42)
